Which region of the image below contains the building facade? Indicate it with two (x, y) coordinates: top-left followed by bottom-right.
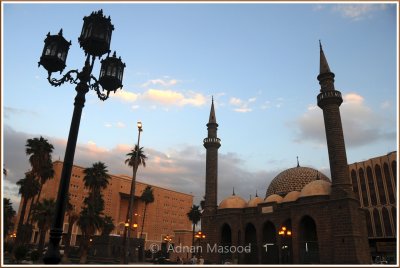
(348, 152), (397, 263)
(199, 44), (385, 264)
(15, 161), (193, 252)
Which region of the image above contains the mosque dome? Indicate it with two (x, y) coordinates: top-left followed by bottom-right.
(300, 180), (332, 197)
(248, 196), (263, 207)
(264, 194), (283, 203)
(282, 191), (301, 203)
(218, 194), (247, 209)
(266, 166), (330, 197)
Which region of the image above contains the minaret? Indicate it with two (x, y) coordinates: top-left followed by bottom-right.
(203, 97), (221, 213)
(317, 42), (370, 263)
(317, 41), (353, 198)
(201, 97), (221, 264)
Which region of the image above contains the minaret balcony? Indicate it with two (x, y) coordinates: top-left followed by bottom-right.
(203, 137), (221, 146)
(317, 90), (343, 107)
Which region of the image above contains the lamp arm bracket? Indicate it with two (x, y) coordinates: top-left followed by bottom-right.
(47, 69), (79, 87)
(90, 75), (110, 101)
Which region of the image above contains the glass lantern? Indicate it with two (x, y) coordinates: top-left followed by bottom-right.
(78, 10), (114, 57)
(38, 29), (71, 73)
(99, 51), (126, 92)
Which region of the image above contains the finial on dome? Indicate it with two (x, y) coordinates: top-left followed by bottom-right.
(297, 156), (300, 167)
(316, 171), (320, 180)
(255, 190), (258, 197)
(232, 187), (235, 196)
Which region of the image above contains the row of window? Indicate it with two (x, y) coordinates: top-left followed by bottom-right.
(365, 206), (396, 238)
(351, 161), (396, 207)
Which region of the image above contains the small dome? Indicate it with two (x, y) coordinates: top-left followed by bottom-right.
(248, 196), (263, 207)
(264, 194), (283, 203)
(266, 166), (330, 197)
(300, 180), (332, 197)
(282, 191), (301, 203)
(218, 195), (247, 209)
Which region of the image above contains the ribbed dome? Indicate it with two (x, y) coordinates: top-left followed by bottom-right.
(218, 195), (247, 209)
(282, 191), (301, 203)
(300, 180), (331, 197)
(248, 196), (263, 207)
(264, 194), (283, 203)
(266, 166), (330, 197)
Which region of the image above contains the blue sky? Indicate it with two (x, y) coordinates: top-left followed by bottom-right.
(2, 2), (398, 210)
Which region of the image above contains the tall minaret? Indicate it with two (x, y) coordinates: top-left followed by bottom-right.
(317, 42), (370, 263)
(317, 41), (353, 198)
(203, 97), (221, 213)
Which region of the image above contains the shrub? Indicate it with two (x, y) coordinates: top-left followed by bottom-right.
(14, 245), (28, 263)
(30, 250), (40, 262)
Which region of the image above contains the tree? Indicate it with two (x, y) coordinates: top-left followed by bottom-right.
(187, 205), (202, 248)
(101, 216), (115, 237)
(77, 162), (111, 263)
(3, 198), (16, 239)
(25, 137), (55, 224)
(15, 173), (40, 244)
(139, 186), (154, 238)
(125, 145), (147, 172)
(31, 198), (55, 256)
(61, 198), (79, 263)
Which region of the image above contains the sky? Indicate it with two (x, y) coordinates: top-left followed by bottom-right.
(1, 1), (398, 211)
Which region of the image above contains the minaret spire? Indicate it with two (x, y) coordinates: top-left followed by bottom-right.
(209, 96), (217, 124)
(319, 40), (332, 74)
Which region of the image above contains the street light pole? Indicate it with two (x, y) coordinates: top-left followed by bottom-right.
(123, 121), (143, 264)
(39, 10), (125, 264)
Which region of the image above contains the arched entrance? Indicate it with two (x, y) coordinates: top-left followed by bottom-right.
(244, 223), (258, 264)
(262, 221), (278, 264)
(299, 216), (319, 264)
(278, 219), (292, 264)
(220, 223), (232, 264)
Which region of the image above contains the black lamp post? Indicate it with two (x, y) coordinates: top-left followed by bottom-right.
(39, 10), (125, 264)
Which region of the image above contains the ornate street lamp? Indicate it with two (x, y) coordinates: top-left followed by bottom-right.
(122, 121), (143, 264)
(39, 10), (125, 264)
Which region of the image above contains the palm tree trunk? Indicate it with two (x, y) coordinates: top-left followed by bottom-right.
(27, 185), (42, 224)
(61, 222), (74, 263)
(37, 227), (47, 256)
(191, 223), (195, 257)
(140, 204), (147, 238)
(79, 236), (89, 264)
(15, 197), (29, 245)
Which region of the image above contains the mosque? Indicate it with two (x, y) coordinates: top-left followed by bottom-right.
(199, 43), (378, 264)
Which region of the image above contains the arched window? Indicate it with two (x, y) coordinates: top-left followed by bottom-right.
(351, 170), (360, 202)
(391, 206), (396, 236)
(391, 161), (397, 187)
(299, 216), (320, 264)
(359, 168), (369, 207)
(221, 223), (232, 263)
(365, 210), (373, 237)
(382, 207), (393, 237)
(245, 223), (258, 264)
(384, 163), (395, 204)
(366, 167), (377, 206)
(373, 209), (383, 237)
(375, 165), (387, 205)
(262, 222), (278, 264)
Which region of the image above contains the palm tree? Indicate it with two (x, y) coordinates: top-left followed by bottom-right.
(61, 199), (79, 263)
(101, 216), (115, 237)
(83, 162), (110, 204)
(139, 186), (154, 238)
(77, 200), (104, 264)
(187, 205), (202, 248)
(31, 198), (55, 256)
(15, 173), (40, 244)
(3, 198), (16, 239)
(125, 145), (147, 171)
(77, 162), (111, 263)
(25, 137), (55, 223)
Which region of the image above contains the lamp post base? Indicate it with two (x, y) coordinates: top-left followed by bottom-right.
(42, 229), (63, 264)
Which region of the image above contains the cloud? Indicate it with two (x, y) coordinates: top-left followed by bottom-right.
(3, 125), (277, 211)
(113, 89), (139, 103)
(229, 97), (256, 113)
(141, 78), (179, 88)
(292, 92), (396, 148)
(332, 4), (388, 21)
(142, 89), (206, 107)
(4, 106), (38, 119)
